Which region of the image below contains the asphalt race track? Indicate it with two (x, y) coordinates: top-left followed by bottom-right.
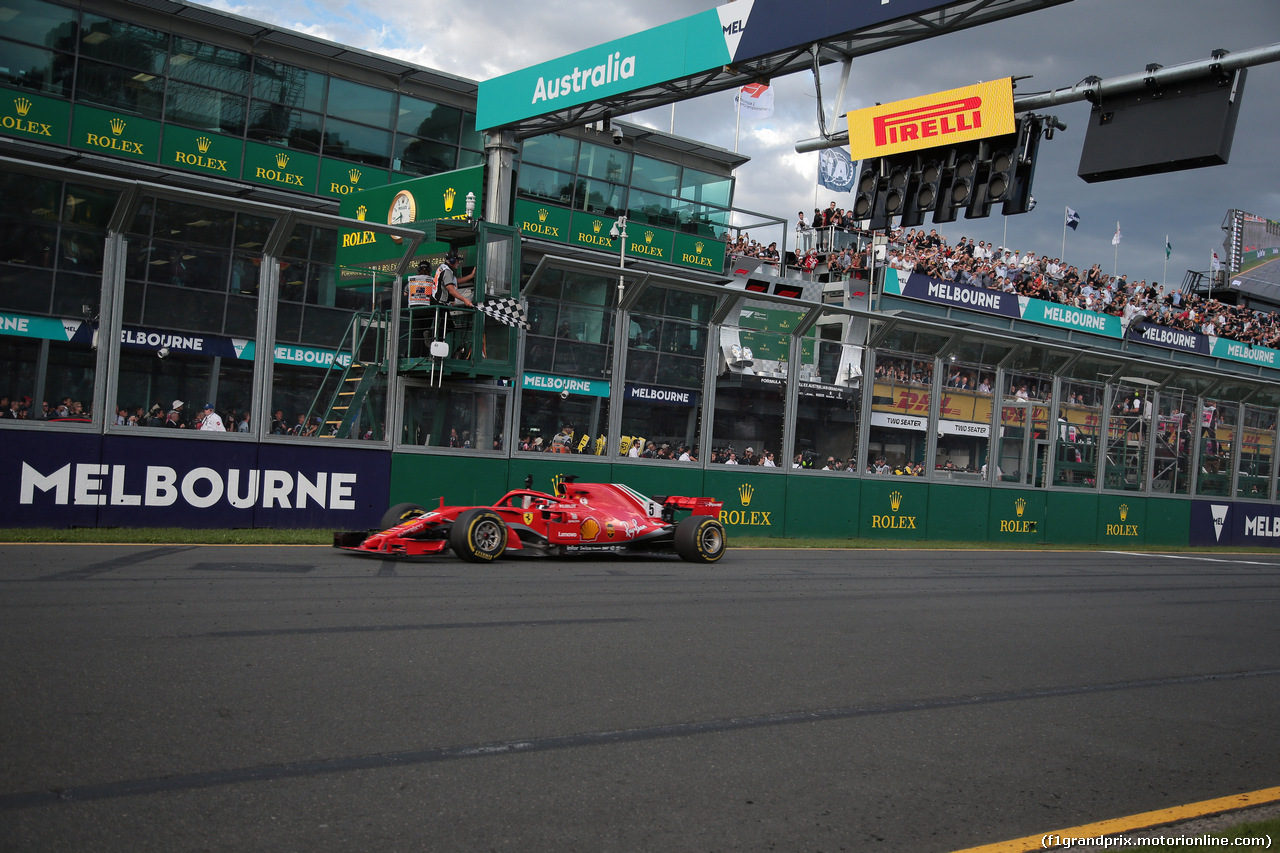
(2, 544), (1279, 852)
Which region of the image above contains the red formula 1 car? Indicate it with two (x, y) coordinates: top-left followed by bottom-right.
(334, 475), (726, 563)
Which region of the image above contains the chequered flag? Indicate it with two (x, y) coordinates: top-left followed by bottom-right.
(475, 297), (530, 330)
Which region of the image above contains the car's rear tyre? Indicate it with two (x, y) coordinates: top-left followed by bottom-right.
(449, 508), (508, 562)
(674, 516), (725, 563)
(381, 502), (427, 530)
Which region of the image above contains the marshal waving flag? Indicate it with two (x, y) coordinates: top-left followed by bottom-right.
(475, 297), (530, 330)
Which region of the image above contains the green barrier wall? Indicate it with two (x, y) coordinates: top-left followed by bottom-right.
(389, 453), (512, 508)
(385, 454), (1205, 547)
(928, 482), (993, 542)
(1145, 497), (1191, 547)
(783, 473), (860, 539)
(1097, 494), (1146, 546)
(985, 489), (1047, 544)
(859, 479), (927, 540)
(704, 468), (788, 537)
(1044, 491), (1100, 545)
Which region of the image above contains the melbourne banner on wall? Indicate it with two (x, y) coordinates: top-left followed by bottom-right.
(883, 269), (1280, 369)
(5, 430), (390, 529)
(1190, 500), (1280, 548)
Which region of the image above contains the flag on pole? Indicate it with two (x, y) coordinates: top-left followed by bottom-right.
(474, 297), (530, 330)
(1211, 251), (1222, 272)
(1165, 236), (1172, 259)
(1027, 196), (1037, 212)
(1112, 222), (1122, 246)
(1065, 207), (1080, 230)
(735, 83), (774, 120)
(817, 147), (856, 193)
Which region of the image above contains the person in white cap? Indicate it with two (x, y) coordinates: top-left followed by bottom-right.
(166, 400), (186, 428)
(199, 402), (226, 431)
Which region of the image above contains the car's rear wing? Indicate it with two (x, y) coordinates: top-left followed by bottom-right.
(659, 496), (723, 518)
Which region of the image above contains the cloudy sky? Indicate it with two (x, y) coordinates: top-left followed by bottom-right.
(204, 0), (1280, 287)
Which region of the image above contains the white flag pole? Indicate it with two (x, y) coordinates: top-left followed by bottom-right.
(1113, 221), (1119, 277)
(1061, 206), (1068, 262)
(1163, 235), (1168, 286)
(734, 89), (742, 154)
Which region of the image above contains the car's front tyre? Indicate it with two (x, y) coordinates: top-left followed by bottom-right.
(381, 502), (426, 530)
(449, 508), (508, 562)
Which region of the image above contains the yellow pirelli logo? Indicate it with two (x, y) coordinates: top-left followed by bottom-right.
(847, 78), (1016, 159)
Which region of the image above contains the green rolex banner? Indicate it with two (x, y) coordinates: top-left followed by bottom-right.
(71, 104), (160, 163)
(0, 87), (70, 145)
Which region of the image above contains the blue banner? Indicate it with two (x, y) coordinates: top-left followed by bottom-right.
(5, 430), (389, 529)
(887, 272), (1022, 320)
(624, 384), (698, 406)
(1128, 321), (1208, 355)
(886, 271), (1280, 367)
(1190, 500), (1280, 548)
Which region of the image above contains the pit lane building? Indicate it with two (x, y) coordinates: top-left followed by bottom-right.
(3, 0), (1279, 548)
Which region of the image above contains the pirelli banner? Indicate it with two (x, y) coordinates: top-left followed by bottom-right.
(847, 79), (1016, 161)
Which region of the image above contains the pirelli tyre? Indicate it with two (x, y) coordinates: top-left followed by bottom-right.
(449, 508), (508, 562)
(381, 502), (427, 530)
(674, 515), (726, 563)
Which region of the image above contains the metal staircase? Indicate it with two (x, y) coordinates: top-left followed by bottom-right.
(303, 310), (389, 439)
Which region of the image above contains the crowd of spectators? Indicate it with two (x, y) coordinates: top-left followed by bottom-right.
(0, 394), (360, 436)
(883, 226), (1280, 348)
(729, 201), (1280, 351)
(0, 395), (89, 421)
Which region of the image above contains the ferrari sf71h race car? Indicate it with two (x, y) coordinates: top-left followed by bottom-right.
(334, 476), (726, 563)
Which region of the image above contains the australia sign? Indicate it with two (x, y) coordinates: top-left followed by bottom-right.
(477, 0), (968, 130)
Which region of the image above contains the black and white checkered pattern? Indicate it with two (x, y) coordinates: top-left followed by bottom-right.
(475, 297), (530, 330)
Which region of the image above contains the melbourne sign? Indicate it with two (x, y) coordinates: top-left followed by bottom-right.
(4, 431), (388, 529)
(847, 78), (1015, 160)
(1192, 500), (1280, 549)
(477, 0), (964, 130)
(523, 371), (610, 398)
(624, 384), (697, 406)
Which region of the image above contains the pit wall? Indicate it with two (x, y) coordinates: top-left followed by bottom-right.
(3, 426), (1270, 548)
(389, 453), (1275, 548)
